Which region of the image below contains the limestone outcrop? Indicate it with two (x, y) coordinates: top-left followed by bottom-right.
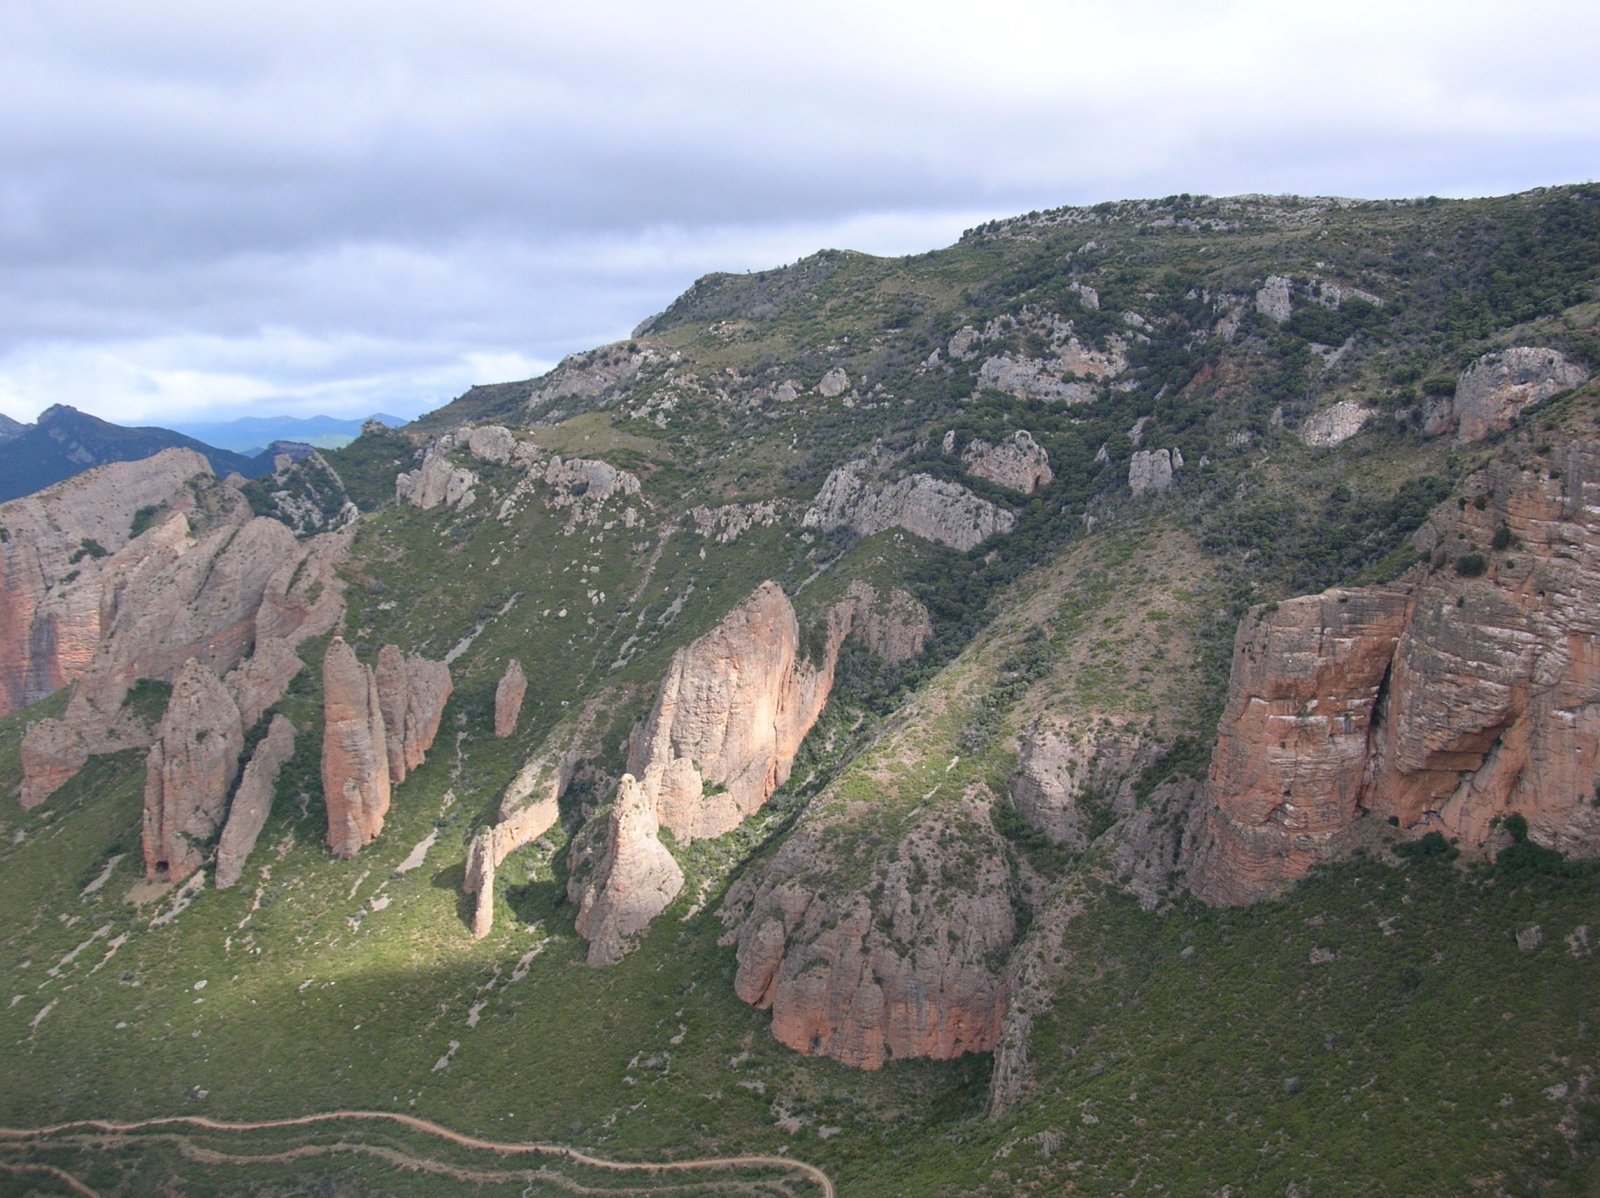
(802, 458), (1015, 551)
(1128, 447), (1182, 496)
(214, 715), (296, 889)
(1011, 719), (1159, 849)
(494, 659), (527, 738)
(721, 784), (1014, 1069)
(375, 646), (453, 785)
(1424, 347), (1590, 444)
(1189, 442), (1600, 904)
(396, 451), (477, 511)
(321, 639), (391, 858)
(569, 776), (685, 966)
(957, 431), (1054, 494)
(141, 659), (244, 883)
(1300, 400), (1375, 448)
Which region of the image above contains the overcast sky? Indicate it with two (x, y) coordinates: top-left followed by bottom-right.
(1, 0), (1596, 428)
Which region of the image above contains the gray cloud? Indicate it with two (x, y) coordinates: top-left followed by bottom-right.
(2, 0), (1597, 424)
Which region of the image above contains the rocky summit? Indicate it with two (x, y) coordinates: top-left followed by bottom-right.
(2, 185), (1599, 1196)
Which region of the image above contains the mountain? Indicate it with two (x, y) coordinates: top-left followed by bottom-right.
(168, 411), (406, 454)
(0, 412), (24, 441)
(1, 186), (1598, 1195)
(0, 404), (278, 502)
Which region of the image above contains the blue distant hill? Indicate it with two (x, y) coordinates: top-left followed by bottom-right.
(167, 413), (405, 455)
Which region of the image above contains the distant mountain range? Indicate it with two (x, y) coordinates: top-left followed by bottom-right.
(167, 412), (403, 455)
(0, 408), (405, 504)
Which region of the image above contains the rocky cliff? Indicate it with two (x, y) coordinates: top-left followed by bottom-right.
(375, 645), (453, 785)
(625, 581), (835, 843)
(722, 784), (1015, 1069)
(141, 659), (245, 883)
(1189, 442), (1600, 903)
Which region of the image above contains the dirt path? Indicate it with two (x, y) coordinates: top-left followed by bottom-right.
(0, 1110), (835, 1197)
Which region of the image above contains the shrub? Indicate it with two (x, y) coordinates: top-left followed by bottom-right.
(1454, 553), (1487, 577)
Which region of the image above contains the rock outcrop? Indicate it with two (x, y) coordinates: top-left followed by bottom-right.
(1300, 400), (1375, 448)
(214, 716), (296, 889)
(835, 581), (932, 665)
(1128, 447), (1182, 496)
(141, 659), (244, 883)
(1424, 347), (1591, 444)
(0, 448), (214, 717)
(494, 659), (527, 738)
(19, 720), (88, 811)
(1255, 275), (1294, 323)
(957, 431), (1054, 494)
(321, 640), (450, 857)
(375, 646), (453, 785)
(396, 451), (477, 511)
(570, 776), (685, 966)
(627, 581), (836, 843)
(321, 639), (391, 858)
(802, 458), (1015, 551)
(1011, 719), (1159, 849)
(722, 784), (1014, 1069)
(1189, 442), (1600, 904)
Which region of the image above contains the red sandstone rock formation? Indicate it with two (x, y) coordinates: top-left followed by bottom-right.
(215, 715), (296, 890)
(0, 449), (214, 718)
(722, 784), (1014, 1069)
(1189, 442), (1600, 904)
(322, 638), (391, 858)
(375, 645), (453, 785)
(627, 581), (837, 843)
(19, 720), (88, 811)
(570, 775), (685, 966)
(493, 659), (527, 738)
(141, 659), (244, 883)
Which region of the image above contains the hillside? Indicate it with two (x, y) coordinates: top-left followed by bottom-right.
(1, 185), (1598, 1196)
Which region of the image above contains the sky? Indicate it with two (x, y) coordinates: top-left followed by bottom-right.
(1, 0), (1597, 429)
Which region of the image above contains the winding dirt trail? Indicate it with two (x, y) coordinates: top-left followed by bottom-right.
(0, 1110), (835, 1197)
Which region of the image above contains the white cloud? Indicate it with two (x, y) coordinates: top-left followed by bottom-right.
(0, 0), (1596, 425)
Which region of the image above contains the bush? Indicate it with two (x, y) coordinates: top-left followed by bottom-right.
(1454, 553), (1487, 577)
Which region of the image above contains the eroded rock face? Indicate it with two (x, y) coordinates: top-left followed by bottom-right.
(570, 776), (684, 966)
(1255, 275), (1293, 323)
(396, 451), (477, 511)
(464, 424), (517, 465)
(722, 785), (1014, 1069)
(142, 659), (244, 884)
(214, 715), (296, 890)
(1300, 400), (1374, 448)
(1186, 588), (1413, 905)
(836, 581), (932, 665)
(375, 646), (452, 785)
(494, 659), (527, 738)
(1189, 443), (1600, 903)
(1444, 347), (1590, 444)
(1011, 719), (1158, 849)
(321, 639), (391, 859)
(19, 720), (88, 811)
(802, 458), (1015, 551)
(1128, 447), (1182, 496)
(0, 448), (214, 717)
(628, 581), (835, 842)
(960, 431), (1054, 494)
